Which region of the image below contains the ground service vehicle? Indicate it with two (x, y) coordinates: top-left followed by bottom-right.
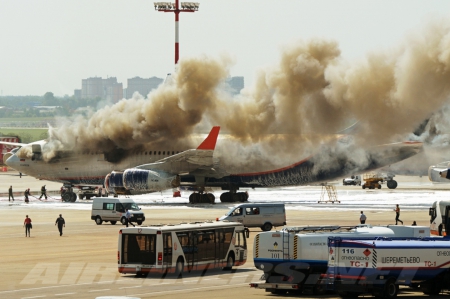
(325, 237), (450, 298)
(118, 221), (247, 276)
(362, 173), (383, 189)
(429, 200), (450, 236)
(91, 198), (145, 225)
(218, 203), (286, 231)
(250, 225), (429, 294)
(342, 175), (361, 186)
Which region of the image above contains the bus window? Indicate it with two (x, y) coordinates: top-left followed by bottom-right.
(196, 230), (215, 260)
(122, 234), (156, 265)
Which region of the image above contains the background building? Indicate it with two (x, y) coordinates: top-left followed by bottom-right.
(76, 77), (123, 103)
(126, 76), (163, 98)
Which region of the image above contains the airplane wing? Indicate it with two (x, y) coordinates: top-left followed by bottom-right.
(135, 126), (220, 174)
(105, 126), (223, 195)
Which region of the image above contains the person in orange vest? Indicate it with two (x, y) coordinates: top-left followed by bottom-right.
(394, 204), (403, 225)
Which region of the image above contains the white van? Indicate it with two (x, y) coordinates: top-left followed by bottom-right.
(218, 203), (286, 231)
(91, 198), (145, 225)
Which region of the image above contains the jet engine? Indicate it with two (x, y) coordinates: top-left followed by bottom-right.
(105, 169), (180, 195)
(428, 161), (450, 183)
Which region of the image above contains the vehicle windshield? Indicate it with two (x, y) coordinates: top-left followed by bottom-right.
(225, 208), (237, 216)
(122, 202), (140, 211)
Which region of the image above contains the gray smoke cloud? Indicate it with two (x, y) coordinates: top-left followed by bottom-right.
(19, 19), (450, 173)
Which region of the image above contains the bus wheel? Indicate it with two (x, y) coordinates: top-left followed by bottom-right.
(95, 216), (103, 225)
(175, 257), (184, 278)
(223, 253), (235, 270)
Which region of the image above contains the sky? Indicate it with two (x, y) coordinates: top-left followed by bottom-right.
(1, 0), (450, 97)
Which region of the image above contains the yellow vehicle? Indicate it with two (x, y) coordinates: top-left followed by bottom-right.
(362, 173), (383, 189)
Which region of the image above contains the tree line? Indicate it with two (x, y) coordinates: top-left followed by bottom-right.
(0, 92), (106, 118)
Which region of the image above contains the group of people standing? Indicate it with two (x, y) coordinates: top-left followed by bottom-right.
(8, 185), (47, 203)
(23, 214), (65, 237)
(360, 204), (412, 225)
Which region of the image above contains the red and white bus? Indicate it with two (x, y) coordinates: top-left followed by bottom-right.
(118, 221), (247, 276)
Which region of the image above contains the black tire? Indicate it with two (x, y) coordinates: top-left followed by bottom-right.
(387, 180), (398, 189)
(262, 222), (273, 231)
(70, 192), (77, 202)
(207, 193), (215, 204)
(62, 193), (72, 202)
(95, 216), (102, 225)
(421, 279), (442, 295)
(137, 221), (142, 225)
(383, 278), (399, 299)
(362, 185), (366, 189)
(110, 221), (117, 225)
(175, 257), (184, 277)
(120, 217), (127, 225)
(377, 184), (381, 189)
(223, 253), (235, 270)
(78, 194), (84, 200)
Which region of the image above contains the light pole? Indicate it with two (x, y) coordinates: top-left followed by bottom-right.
(154, 1), (200, 65)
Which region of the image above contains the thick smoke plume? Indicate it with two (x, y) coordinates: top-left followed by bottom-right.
(25, 19), (450, 172)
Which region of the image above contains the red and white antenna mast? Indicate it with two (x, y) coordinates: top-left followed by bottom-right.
(154, 1), (200, 65)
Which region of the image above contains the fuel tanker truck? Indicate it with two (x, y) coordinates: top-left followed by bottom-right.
(250, 225), (429, 295)
(325, 237), (450, 298)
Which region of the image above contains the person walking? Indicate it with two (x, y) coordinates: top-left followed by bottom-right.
(360, 211), (367, 224)
(125, 209), (135, 227)
(394, 204), (403, 225)
(55, 214), (65, 236)
(23, 215), (32, 237)
(24, 188), (30, 203)
(8, 185), (14, 201)
(39, 185), (47, 200)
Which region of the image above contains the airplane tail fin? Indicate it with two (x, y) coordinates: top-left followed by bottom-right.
(197, 126), (220, 150)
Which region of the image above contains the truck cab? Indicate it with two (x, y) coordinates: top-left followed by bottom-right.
(429, 200), (450, 236)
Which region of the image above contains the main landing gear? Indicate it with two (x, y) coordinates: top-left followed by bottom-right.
(220, 191), (249, 202)
(61, 186), (77, 202)
(188, 191), (249, 204)
(189, 193), (215, 204)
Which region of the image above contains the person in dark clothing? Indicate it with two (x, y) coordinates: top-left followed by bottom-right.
(55, 214), (65, 236)
(9, 185), (14, 201)
(39, 185), (47, 200)
(24, 188), (30, 203)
